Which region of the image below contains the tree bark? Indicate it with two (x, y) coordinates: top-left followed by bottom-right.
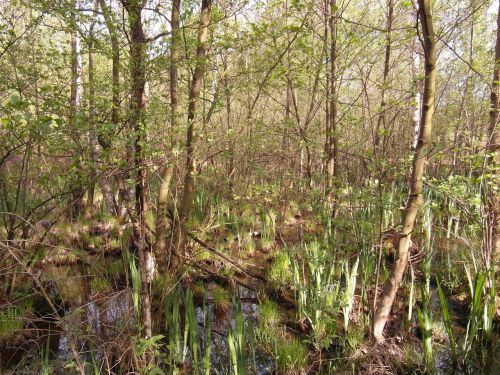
(323, 0), (329, 188)
(69, 0), (84, 219)
(87, 4), (99, 215)
(172, 0), (212, 257)
(411, 34), (422, 150)
(326, 0), (339, 198)
(486, 2), (500, 265)
(98, 0), (120, 216)
(374, 0), (393, 155)
(153, 0), (181, 274)
(122, 0), (153, 360)
(223, 55), (235, 189)
(372, 0), (394, 327)
(372, 0), (436, 343)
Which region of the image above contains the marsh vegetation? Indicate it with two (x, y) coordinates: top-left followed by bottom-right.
(0, 0), (499, 374)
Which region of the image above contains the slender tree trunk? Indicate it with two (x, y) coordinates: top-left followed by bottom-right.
(69, 0), (84, 219)
(326, 0), (339, 198)
(153, 0), (180, 273)
(323, 0), (329, 191)
(411, 35), (422, 151)
(283, 0), (292, 178)
(223, 56), (235, 189)
(486, 2), (500, 265)
(97, 0), (121, 141)
(97, 0), (120, 216)
(372, 0), (394, 328)
(374, 0), (393, 155)
(122, 0), (153, 360)
(172, 0), (212, 257)
(373, 0), (436, 342)
(127, 4), (147, 222)
(87, 6), (99, 215)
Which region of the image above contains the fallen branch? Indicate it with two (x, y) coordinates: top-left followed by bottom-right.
(187, 261), (257, 292)
(188, 234), (268, 283)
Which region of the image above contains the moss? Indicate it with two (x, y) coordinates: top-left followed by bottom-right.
(212, 285), (231, 313)
(191, 281), (206, 299)
(145, 210), (155, 231)
(89, 235), (103, 249)
(195, 249), (211, 262)
(220, 266), (234, 278)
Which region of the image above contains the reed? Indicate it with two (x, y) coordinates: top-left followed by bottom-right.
(202, 295), (212, 375)
(185, 289), (200, 374)
(341, 256), (359, 331)
(436, 277), (457, 359)
(463, 267), (487, 356)
(164, 287), (186, 369)
(228, 300), (247, 375)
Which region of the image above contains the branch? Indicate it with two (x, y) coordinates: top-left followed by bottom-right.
(146, 30), (171, 43)
(189, 234), (268, 283)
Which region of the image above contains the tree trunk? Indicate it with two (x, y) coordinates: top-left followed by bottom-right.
(223, 56), (235, 189)
(411, 35), (422, 150)
(97, 0), (120, 216)
(87, 5), (99, 216)
(326, 0), (339, 198)
(372, 0), (436, 343)
(122, 0), (153, 360)
(127, 3), (147, 221)
(153, 0), (181, 274)
(172, 0), (212, 257)
(283, 0), (292, 179)
(374, 0), (393, 155)
(372, 0), (394, 327)
(69, 0), (84, 219)
(323, 0), (329, 192)
(486, 2), (500, 265)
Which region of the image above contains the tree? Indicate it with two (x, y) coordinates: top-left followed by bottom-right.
(153, 0), (180, 273)
(68, 0), (84, 219)
(121, 0), (153, 360)
(97, 0), (121, 216)
(172, 0), (213, 258)
(486, 1), (499, 266)
(325, 0), (339, 198)
(372, 0), (437, 343)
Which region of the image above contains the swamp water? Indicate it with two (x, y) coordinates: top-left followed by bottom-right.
(1, 258), (276, 374)
(1, 234), (498, 374)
